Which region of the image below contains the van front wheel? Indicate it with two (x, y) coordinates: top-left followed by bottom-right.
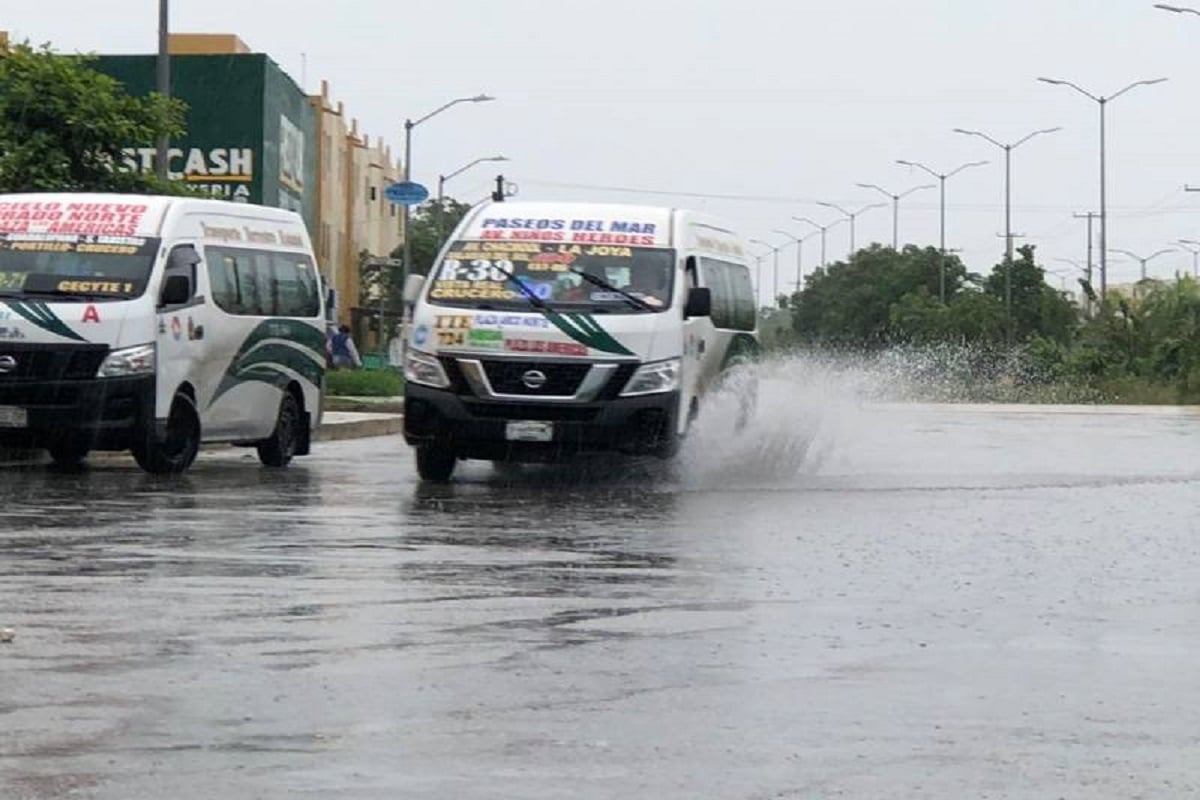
(257, 393), (301, 468)
(415, 446), (456, 482)
(133, 392), (200, 474)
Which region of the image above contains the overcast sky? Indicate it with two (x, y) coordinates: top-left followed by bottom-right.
(8, 0), (1200, 289)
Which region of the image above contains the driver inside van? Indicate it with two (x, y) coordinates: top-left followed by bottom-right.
(628, 265), (668, 308)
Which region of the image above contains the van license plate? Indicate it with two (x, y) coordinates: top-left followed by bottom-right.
(505, 421), (554, 442)
(0, 406), (28, 428)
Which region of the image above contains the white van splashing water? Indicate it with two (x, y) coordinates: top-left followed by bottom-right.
(678, 353), (902, 487)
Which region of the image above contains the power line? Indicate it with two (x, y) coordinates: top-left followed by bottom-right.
(519, 178), (1200, 214)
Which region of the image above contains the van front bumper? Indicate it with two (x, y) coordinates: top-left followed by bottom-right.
(0, 376), (155, 451)
(403, 383), (681, 461)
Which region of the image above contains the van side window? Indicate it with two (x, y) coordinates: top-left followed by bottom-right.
(205, 244), (321, 318)
(208, 252), (239, 311)
(166, 244), (200, 295)
(273, 253), (321, 317)
(699, 256), (755, 331)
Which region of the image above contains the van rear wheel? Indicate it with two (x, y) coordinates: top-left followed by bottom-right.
(257, 392), (301, 468)
(415, 446), (456, 482)
(133, 392), (200, 475)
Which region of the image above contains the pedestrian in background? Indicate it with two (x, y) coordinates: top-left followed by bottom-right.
(330, 324), (362, 369)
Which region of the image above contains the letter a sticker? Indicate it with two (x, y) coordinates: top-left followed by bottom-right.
(81, 305), (100, 323)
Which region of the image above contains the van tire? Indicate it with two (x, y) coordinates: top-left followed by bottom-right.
(133, 392), (200, 475)
(257, 392), (301, 468)
(416, 446), (456, 482)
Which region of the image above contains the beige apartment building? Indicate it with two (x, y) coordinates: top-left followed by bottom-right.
(310, 80), (404, 327)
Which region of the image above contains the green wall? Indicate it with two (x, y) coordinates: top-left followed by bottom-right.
(93, 53), (316, 232)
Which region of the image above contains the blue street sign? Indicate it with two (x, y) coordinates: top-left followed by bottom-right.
(384, 181), (430, 206)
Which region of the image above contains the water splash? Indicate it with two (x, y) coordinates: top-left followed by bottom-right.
(679, 352), (901, 487)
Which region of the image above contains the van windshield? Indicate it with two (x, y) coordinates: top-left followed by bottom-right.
(428, 240), (676, 313)
(0, 233), (159, 301)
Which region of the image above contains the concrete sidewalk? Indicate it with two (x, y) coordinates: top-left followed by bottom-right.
(0, 411), (404, 467)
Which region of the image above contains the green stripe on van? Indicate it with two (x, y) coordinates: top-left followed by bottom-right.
(543, 311), (633, 356)
(3, 300), (86, 342)
(208, 319), (326, 406)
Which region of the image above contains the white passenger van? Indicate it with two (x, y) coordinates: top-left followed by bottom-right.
(0, 193), (327, 473)
(403, 200), (760, 481)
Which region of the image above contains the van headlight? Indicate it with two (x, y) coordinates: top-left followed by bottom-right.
(621, 358), (681, 396)
(404, 349), (451, 389)
(97, 343), (156, 378)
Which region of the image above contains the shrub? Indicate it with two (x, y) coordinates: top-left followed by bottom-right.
(325, 368), (403, 397)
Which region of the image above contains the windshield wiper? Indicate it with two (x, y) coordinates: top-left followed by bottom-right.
(485, 261), (550, 312)
(568, 268), (656, 312)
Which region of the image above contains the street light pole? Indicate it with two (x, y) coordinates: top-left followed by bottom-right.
(400, 94), (494, 342)
(953, 126), (1061, 342)
(1178, 239), (1200, 277)
(749, 238), (780, 308)
(793, 231), (819, 291)
(156, 0), (170, 183)
(793, 216), (846, 269)
(436, 154), (508, 246)
(1109, 247), (1175, 282)
(771, 229), (802, 302)
(856, 182), (936, 250)
(895, 158), (989, 304)
(815, 201), (886, 260)
(1038, 76), (1167, 305)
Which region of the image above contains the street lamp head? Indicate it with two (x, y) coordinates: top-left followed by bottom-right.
(1037, 77), (1069, 86)
(470, 94), (496, 103)
(1155, 3), (1200, 14)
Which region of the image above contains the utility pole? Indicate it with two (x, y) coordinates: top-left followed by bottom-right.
(1073, 212), (1098, 314)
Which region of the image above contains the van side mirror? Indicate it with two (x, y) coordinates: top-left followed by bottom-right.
(684, 286), (712, 318)
(403, 273), (426, 305)
(159, 274), (192, 307)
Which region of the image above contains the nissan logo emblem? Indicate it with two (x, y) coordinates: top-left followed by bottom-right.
(521, 369), (547, 390)
(0, 356), (15, 374)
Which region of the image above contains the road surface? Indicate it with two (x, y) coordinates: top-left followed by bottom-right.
(3, 390), (1200, 799)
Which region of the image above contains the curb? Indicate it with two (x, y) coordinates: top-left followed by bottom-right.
(0, 414), (404, 467)
(315, 414), (404, 442)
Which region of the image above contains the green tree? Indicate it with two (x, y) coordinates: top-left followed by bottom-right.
(791, 244), (969, 346)
(390, 197), (473, 276)
(983, 244), (1076, 344)
(0, 41), (187, 194)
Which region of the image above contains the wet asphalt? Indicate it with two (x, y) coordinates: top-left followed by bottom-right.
(3, 399), (1200, 799)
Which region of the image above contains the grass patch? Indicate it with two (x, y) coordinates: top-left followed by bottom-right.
(325, 368), (404, 397)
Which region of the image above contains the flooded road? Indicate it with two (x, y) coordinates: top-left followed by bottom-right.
(4, 396), (1200, 799)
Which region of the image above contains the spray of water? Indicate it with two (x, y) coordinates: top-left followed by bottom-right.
(678, 351), (906, 487)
